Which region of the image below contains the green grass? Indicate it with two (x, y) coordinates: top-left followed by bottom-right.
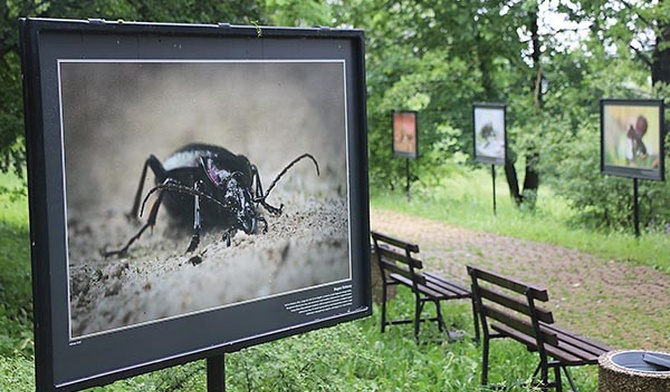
(0, 172), (32, 359)
(372, 166), (670, 273)
(0, 172), (33, 389)
(3, 167), (658, 391)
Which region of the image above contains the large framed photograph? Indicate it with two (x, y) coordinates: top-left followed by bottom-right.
(473, 103), (506, 166)
(21, 18), (370, 391)
(600, 99), (665, 181)
(392, 110), (418, 158)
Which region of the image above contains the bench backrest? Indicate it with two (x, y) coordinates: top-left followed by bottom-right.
(370, 231), (426, 288)
(467, 265), (558, 347)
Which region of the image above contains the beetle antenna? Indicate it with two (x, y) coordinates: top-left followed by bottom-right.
(140, 181), (230, 217)
(264, 153), (320, 199)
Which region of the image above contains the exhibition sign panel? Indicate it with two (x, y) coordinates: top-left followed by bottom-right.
(473, 103), (506, 166)
(20, 18), (370, 391)
(600, 99), (665, 181)
(392, 111), (418, 158)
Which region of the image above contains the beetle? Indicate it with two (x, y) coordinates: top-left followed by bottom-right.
(103, 143), (319, 257)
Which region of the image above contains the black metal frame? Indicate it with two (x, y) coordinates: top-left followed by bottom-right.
(473, 102), (507, 166)
(392, 110), (419, 159)
(20, 17), (371, 391)
(600, 98), (665, 181)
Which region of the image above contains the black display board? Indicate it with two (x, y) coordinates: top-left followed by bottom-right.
(20, 17), (370, 391)
(473, 102), (507, 166)
(392, 110), (418, 159)
(600, 99), (665, 181)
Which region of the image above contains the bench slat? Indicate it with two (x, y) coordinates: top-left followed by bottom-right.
(543, 323), (614, 353)
(390, 273), (468, 299)
(469, 266), (549, 301)
(483, 305), (559, 346)
(381, 261), (427, 285)
(478, 285), (554, 324)
(542, 323), (614, 357)
(371, 231), (419, 253)
(423, 272), (471, 297)
(421, 278), (470, 299)
(376, 246), (423, 269)
(491, 323), (590, 365)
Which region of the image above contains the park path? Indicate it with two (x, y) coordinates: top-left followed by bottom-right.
(370, 207), (670, 352)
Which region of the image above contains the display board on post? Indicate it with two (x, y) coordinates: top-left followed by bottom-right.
(473, 102), (507, 215)
(20, 18), (371, 391)
(392, 110), (418, 200)
(600, 99), (665, 236)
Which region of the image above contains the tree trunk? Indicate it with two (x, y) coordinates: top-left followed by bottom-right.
(651, 21), (670, 85)
(504, 160), (522, 205)
(504, 6), (542, 208)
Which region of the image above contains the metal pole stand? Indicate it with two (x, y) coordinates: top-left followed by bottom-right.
(633, 178), (640, 238)
(491, 165), (497, 216)
(405, 158), (411, 201)
(207, 355), (225, 392)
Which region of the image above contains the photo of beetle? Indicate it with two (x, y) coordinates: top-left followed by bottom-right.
(104, 143), (319, 257)
(60, 60), (351, 337)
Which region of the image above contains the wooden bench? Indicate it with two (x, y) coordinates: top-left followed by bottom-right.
(370, 231), (472, 341)
(467, 265), (614, 392)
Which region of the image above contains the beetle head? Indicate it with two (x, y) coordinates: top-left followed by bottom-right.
(202, 157), (258, 234)
(222, 173), (258, 235)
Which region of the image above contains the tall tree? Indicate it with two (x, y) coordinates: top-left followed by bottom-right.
(0, 0), (264, 177)
(565, 0), (670, 87)
(331, 0), (546, 195)
(502, 0), (543, 208)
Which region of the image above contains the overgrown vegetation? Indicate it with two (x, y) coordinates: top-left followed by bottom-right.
(3, 0), (670, 390)
(4, 1), (670, 231)
(3, 166), (666, 390)
(373, 166), (670, 273)
(0, 172), (31, 360)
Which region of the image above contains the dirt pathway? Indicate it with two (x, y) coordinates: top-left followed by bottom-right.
(371, 207), (670, 351)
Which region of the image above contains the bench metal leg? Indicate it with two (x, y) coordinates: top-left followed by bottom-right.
(414, 298), (423, 341)
(380, 281), (388, 333)
(481, 337), (490, 386)
(563, 366), (578, 392)
(433, 300), (445, 332)
(471, 295), (480, 343)
(553, 364), (562, 392)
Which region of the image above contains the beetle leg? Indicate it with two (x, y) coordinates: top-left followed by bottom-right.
(251, 164), (264, 201)
(129, 155), (166, 219)
(249, 164), (280, 215)
(255, 153), (320, 216)
(257, 216), (268, 234)
(186, 180), (203, 253)
(221, 229), (234, 247)
(260, 200), (283, 216)
(104, 187), (165, 258)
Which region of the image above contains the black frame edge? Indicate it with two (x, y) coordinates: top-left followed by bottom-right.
(20, 18), (371, 391)
(20, 17), (57, 392)
(600, 98), (665, 181)
(472, 102), (507, 166)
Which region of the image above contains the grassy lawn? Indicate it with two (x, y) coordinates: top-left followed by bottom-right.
(372, 167), (670, 273)
(2, 168), (666, 390)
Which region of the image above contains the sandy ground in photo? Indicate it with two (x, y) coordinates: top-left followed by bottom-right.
(69, 193), (349, 337)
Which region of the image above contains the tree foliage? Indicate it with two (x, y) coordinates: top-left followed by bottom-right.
(0, 0), (264, 176)
(2, 0), (670, 229)
(534, 1), (670, 230)
(332, 0), (540, 195)
(336, 0), (670, 228)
